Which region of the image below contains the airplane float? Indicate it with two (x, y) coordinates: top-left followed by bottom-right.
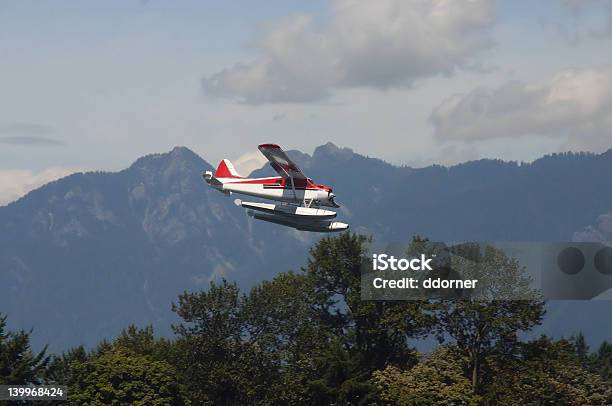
(203, 144), (349, 232)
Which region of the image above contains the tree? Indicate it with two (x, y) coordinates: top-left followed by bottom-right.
(172, 273), (331, 405)
(171, 233), (437, 404)
(592, 340), (612, 382)
(427, 243), (545, 394)
(308, 233), (436, 364)
(484, 336), (612, 405)
(0, 313), (49, 385)
(172, 279), (296, 405)
(45, 345), (88, 387)
(303, 233), (437, 403)
(307, 339), (374, 405)
(239, 271), (328, 404)
(172, 280), (247, 405)
(373, 346), (475, 406)
(570, 332), (590, 368)
(68, 348), (189, 405)
(109, 325), (175, 362)
(47, 325), (187, 405)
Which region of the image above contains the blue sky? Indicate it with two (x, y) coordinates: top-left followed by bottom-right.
(1, 0), (611, 203)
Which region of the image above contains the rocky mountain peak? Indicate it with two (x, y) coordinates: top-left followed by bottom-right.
(312, 142), (354, 162)
(128, 146), (209, 174)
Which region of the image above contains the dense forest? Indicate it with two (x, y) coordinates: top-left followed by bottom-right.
(1, 233), (611, 405)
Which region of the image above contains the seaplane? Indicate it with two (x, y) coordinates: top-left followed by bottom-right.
(203, 144), (349, 232)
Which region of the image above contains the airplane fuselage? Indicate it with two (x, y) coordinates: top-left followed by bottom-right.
(211, 175), (337, 207)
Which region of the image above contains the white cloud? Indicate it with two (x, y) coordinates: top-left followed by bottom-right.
(0, 168), (81, 206)
(574, 212), (612, 242)
(202, 0), (495, 104)
(430, 65), (612, 151)
(232, 151), (268, 176)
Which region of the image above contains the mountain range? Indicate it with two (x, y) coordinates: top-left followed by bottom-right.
(1, 143), (611, 352)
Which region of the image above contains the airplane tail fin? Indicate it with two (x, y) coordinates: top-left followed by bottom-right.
(214, 159), (243, 179)
(203, 159), (242, 194)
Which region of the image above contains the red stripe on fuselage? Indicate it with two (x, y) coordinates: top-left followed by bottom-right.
(224, 177), (282, 184)
(263, 185), (320, 190)
(224, 177), (328, 191)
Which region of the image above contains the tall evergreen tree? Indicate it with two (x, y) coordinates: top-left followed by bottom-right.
(45, 345), (88, 386)
(570, 332), (590, 369)
(302, 233), (437, 403)
(0, 313), (49, 385)
(592, 340), (612, 381)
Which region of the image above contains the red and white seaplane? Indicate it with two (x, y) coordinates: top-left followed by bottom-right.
(204, 144), (349, 232)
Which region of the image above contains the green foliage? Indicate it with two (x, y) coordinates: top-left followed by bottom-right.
(420, 242), (546, 394)
(592, 340), (612, 381)
(373, 346), (475, 406)
(301, 233), (438, 403)
(240, 271), (328, 404)
(307, 233), (436, 356)
(568, 335), (612, 383)
(307, 340), (375, 405)
(0, 313), (49, 385)
(483, 336), (612, 405)
(172, 279), (285, 404)
(170, 233), (436, 404)
(68, 348), (189, 405)
(570, 332), (590, 368)
(107, 325), (175, 362)
(374, 337), (612, 406)
(46, 345), (88, 386)
(46, 325), (187, 405)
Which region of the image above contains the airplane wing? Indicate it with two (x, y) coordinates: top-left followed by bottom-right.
(258, 144), (307, 182)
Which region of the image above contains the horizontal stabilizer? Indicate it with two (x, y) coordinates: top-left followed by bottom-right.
(203, 171), (230, 195)
(203, 171), (222, 186)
